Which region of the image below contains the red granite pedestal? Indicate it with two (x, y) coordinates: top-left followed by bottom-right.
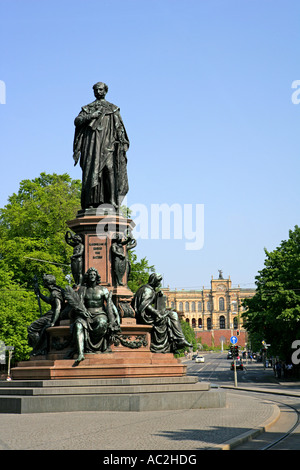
(11, 318), (186, 380)
(67, 210), (135, 308)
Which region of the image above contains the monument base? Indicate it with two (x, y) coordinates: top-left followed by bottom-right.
(11, 318), (186, 380)
(0, 376), (226, 413)
(10, 352), (187, 380)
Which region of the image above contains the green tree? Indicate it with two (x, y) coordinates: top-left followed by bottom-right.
(127, 251), (155, 293)
(175, 320), (197, 356)
(242, 226), (300, 361)
(0, 262), (37, 362)
(0, 172), (82, 288)
(0, 173), (82, 361)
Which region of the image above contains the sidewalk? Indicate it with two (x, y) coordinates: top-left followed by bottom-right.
(0, 360), (298, 451)
(0, 386), (281, 451)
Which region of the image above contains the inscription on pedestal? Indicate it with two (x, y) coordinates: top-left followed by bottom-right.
(90, 242), (104, 259)
(87, 236), (109, 283)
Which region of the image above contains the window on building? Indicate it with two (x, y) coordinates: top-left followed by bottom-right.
(207, 318), (212, 330)
(219, 297), (225, 311)
(233, 317), (238, 329)
(185, 318), (189, 324)
(185, 302), (189, 312)
(179, 302), (183, 311)
(192, 318), (196, 328)
(171, 301), (175, 309)
(191, 302), (195, 312)
(198, 318), (202, 328)
(219, 315), (225, 329)
(198, 301), (202, 312)
(207, 301), (211, 311)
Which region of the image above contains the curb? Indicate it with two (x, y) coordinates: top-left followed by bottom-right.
(206, 403), (281, 450)
(221, 384), (300, 398)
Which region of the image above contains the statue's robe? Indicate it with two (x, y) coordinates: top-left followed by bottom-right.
(73, 99), (129, 210)
(132, 284), (189, 353)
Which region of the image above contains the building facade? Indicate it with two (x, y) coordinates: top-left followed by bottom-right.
(162, 272), (255, 348)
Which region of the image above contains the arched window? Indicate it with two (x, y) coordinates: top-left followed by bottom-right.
(192, 318), (196, 328)
(219, 297), (225, 311)
(207, 318), (212, 330)
(171, 301), (175, 309)
(185, 318), (190, 324)
(233, 317), (238, 329)
(198, 318), (202, 328)
(185, 302), (189, 312)
(219, 315), (225, 329)
(179, 302), (183, 311)
(191, 302), (195, 312)
(207, 301), (211, 311)
(197, 301), (202, 312)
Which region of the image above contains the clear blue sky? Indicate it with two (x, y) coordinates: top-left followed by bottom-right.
(1, 0), (299, 290)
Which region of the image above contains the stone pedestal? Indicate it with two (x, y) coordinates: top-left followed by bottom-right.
(67, 212), (134, 285)
(67, 210), (135, 313)
(0, 377), (226, 413)
(11, 318), (187, 380)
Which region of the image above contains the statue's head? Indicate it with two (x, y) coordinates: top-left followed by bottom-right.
(148, 273), (163, 288)
(74, 234), (84, 243)
(93, 82), (108, 99)
(43, 274), (56, 288)
(84, 267), (101, 285)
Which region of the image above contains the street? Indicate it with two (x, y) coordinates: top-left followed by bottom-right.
(186, 351), (277, 388)
(187, 351), (300, 450)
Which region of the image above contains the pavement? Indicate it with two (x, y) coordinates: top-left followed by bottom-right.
(0, 362), (299, 452)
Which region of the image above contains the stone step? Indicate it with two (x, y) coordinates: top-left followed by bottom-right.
(0, 382), (210, 396)
(0, 376), (226, 413)
(0, 375), (198, 388)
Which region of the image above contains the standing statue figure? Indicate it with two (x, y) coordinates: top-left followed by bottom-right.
(132, 273), (192, 353)
(64, 267), (120, 365)
(73, 82), (129, 211)
(65, 231), (84, 286)
(28, 274), (65, 356)
(111, 231), (137, 286)
(111, 234), (127, 286)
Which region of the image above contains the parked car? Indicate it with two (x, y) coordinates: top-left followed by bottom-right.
(192, 354), (198, 360)
(231, 360), (244, 370)
(195, 355), (205, 363)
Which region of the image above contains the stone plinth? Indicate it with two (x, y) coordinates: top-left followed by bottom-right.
(67, 211), (135, 298)
(11, 318), (187, 380)
(0, 377), (226, 413)
(11, 353), (186, 381)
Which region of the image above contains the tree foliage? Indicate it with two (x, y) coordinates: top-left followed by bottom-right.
(0, 172), (82, 288)
(242, 226), (300, 361)
(127, 251), (155, 293)
(0, 173), (82, 361)
(175, 320), (197, 356)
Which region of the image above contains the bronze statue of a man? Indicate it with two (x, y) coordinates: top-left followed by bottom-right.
(73, 82), (129, 211)
(64, 267), (120, 365)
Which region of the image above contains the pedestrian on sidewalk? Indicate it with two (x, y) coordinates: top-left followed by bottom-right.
(275, 361), (282, 379)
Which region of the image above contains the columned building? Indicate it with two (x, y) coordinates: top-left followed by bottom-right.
(162, 272), (255, 348)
